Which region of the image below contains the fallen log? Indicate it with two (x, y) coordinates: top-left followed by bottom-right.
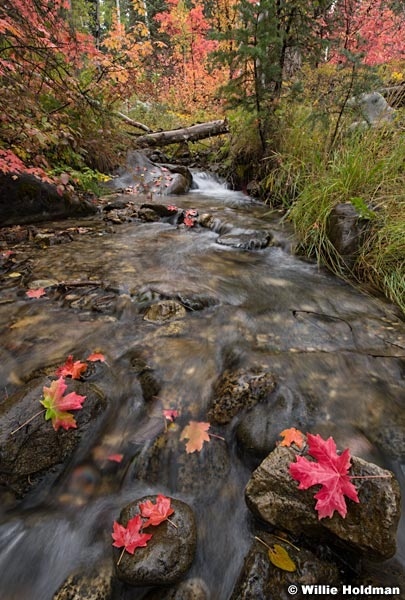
(115, 112), (152, 132)
(134, 119), (229, 147)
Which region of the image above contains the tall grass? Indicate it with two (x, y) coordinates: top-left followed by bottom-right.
(262, 106), (405, 313)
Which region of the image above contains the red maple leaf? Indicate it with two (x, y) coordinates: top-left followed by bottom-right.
(180, 420), (211, 453)
(139, 494), (175, 527)
(289, 433), (360, 519)
(183, 215), (196, 227)
(26, 288), (46, 299)
(56, 355), (87, 379)
(112, 515), (152, 554)
(40, 377), (86, 431)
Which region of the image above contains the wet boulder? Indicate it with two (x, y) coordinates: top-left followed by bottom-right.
(114, 496), (197, 586)
(208, 367), (276, 424)
(216, 229), (272, 250)
(245, 446), (401, 560)
(143, 300), (187, 323)
(134, 426), (230, 501)
(236, 388), (308, 462)
(53, 565), (113, 600)
(0, 376), (108, 508)
(230, 532), (341, 600)
(326, 203), (370, 268)
(109, 151), (192, 196)
(0, 173), (98, 226)
(144, 577), (210, 600)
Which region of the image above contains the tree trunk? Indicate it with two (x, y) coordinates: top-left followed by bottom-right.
(134, 120), (229, 148)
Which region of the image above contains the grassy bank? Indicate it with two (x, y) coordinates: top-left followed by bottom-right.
(258, 106), (405, 314)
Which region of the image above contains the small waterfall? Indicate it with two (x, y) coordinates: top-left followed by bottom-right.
(191, 171), (231, 194)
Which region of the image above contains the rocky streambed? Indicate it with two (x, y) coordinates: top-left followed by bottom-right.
(0, 172), (404, 600)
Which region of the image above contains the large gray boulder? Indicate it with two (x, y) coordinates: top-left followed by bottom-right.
(348, 91), (395, 130)
(326, 203), (370, 268)
(110, 151), (192, 195)
(245, 445), (401, 560)
(0, 173), (98, 226)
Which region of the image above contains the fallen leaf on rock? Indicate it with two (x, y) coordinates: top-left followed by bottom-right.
(180, 420), (211, 453)
(86, 352), (106, 362)
(268, 544), (296, 572)
(26, 288), (46, 299)
(289, 433), (359, 519)
(279, 427), (305, 449)
(40, 376), (86, 431)
(56, 355), (88, 379)
(112, 515), (152, 555)
(139, 494), (175, 527)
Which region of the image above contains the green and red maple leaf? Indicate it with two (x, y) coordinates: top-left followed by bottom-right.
(40, 376), (86, 431)
(289, 433), (359, 519)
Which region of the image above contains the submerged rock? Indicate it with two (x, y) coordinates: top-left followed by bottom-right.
(208, 367), (276, 424)
(53, 565), (113, 600)
(144, 577), (210, 600)
(114, 496), (197, 586)
(236, 388), (308, 461)
(245, 446), (401, 560)
(143, 300), (187, 323)
(134, 426), (230, 500)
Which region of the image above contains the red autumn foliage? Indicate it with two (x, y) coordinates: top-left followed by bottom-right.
(289, 433), (360, 519)
(56, 355), (88, 379)
(26, 288), (46, 299)
(139, 494), (175, 527)
(112, 515), (152, 554)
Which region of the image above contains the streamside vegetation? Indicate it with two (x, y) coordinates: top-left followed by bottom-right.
(0, 0), (404, 311)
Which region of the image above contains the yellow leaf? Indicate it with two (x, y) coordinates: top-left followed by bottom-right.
(268, 544), (296, 572)
(8, 272), (22, 278)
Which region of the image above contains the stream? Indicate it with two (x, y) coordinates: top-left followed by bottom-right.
(0, 173), (404, 599)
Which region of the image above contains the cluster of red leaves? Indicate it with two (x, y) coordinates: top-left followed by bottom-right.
(289, 432), (360, 519)
(183, 209), (198, 228)
(55, 352), (106, 380)
(39, 352), (105, 431)
(112, 494), (174, 557)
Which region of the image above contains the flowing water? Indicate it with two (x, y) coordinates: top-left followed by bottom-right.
(0, 174), (404, 599)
